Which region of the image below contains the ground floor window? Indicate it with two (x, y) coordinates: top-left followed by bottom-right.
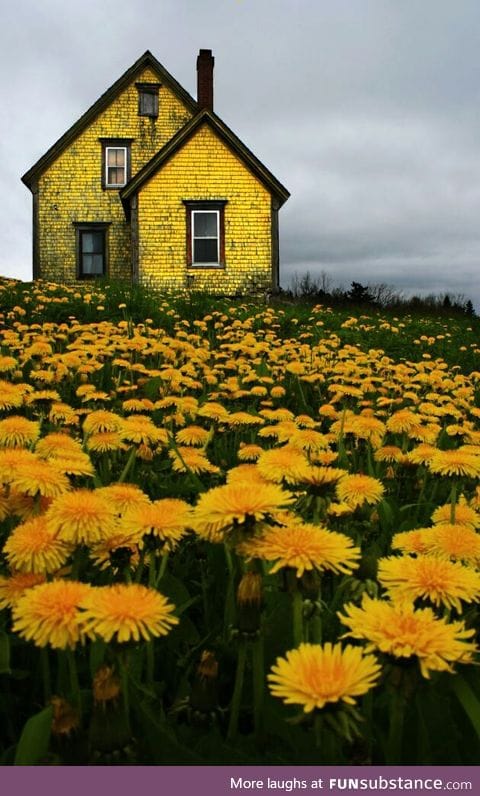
(74, 223), (110, 279)
(183, 200), (227, 267)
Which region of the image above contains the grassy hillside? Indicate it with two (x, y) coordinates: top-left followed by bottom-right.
(0, 278), (479, 764)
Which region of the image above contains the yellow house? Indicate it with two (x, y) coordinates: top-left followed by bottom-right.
(22, 50), (290, 295)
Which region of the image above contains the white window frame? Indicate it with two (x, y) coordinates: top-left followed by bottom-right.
(105, 146), (127, 188)
(191, 209), (220, 265)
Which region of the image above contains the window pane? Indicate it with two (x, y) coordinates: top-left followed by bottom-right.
(91, 254), (104, 274)
(193, 212), (218, 237)
(140, 92), (157, 116)
(82, 254), (94, 274)
(107, 167), (125, 185)
(108, 148), (124, 166)
(81, 231), (104, 276)
(82, 233), (94, 253)
(194, 238), (218, 263)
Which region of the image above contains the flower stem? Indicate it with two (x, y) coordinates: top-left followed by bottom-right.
(155, 552), (169, 587)
(227, 639), (247, 742)
(450, 481), (458, 523)
(386, 689), (405, 763)
(66, 648), (81, 716)
(252, 636), (264, 741)
(40, 647), (51, 703)
(292, 585), (304, 647)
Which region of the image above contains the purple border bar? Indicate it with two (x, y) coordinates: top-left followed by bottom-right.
(0, 766), (478, 796)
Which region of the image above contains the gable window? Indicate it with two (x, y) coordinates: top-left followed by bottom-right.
(74, 223), (110, 279)
(99, 139), (133, 189)
(136, 83), (160, 118)
(184, 201), (227, 267)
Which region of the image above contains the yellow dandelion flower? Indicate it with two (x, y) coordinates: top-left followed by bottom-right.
(432, 500), (480, 528)
(3, 515), (72, 574)
(378, 554), (480, 612)
(295, 465), (347, 488)
(0, 416), (40, 448)
(81, 584), (178, 643)
(386, 409), (423, 436)
(0, 448), (38, 484)
(238, 443), (264, 462)
(405, 444), (437, 466)
(170, 446), (220, 474)
(98, 483), (150, 515)
(0, 571), (46, 609)
(86, 431), (128, 453)
(339, 594), (477, 678)
(175, 425), (210, 446)
(0, 381), (24, 410)
(121, 415), (166, 446)
(256, 446), (309, 484)
(421, 524), (480, 565)
(268, 642), (381, 712)
(197, 402), (230, 423)
(428, 449), (480, 479)
(226, 464), (270, 486)
(239, 522), (360, 577)
(392, 529), (431, 555)
(374, 446), (405, 464)
(35, 433), (83, 459)
(121, 499), (191, 550)
(46, 489), (118, 545)
(336, 474), (384, 509)
(12, 580), (91, 649)
(192, 482), (294, 542)
(10, 458), (70, 498)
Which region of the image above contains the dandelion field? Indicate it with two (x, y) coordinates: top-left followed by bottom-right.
(0, 278), (480, 765)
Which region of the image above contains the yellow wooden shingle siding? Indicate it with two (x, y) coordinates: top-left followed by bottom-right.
(137, 125), (272, 293)
(36, 68), (193, 281)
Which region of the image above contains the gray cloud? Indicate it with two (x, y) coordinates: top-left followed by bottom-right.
(2, 0), (480, 307)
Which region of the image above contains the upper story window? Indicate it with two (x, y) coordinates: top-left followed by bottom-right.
(106, 147), (127, 187)
(136, 83), (160, 118)
(183, 200), (227, 267)
(99, 138), (133, 190)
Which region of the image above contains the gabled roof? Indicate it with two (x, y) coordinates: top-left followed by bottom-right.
(120, 108), (290, 210)
(21, 51), (198, 190)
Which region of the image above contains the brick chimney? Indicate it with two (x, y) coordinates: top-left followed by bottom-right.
(197, 49), (214, 111)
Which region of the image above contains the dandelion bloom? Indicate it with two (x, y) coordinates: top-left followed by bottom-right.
(237, 444), (264, 462)
(170, 446), (220, 475)
(391, 529), (431, 555)
(10, 459), (70, 498)
(121, 499), (192, 549)
(296, 465), (347, 488)
(121, 415), (166, 446)
(0, 449), (40, 484)
(81, 584), (178, 643)
(256, 446), (309, 484)
(175, 425), (210, 446)
(378, 554), (480, 612)
(428, 449), (480, 479)
(226, 464), (270, 486)
(339, 595), (477, 678)
(86, 431), (128, 453)
(192, 482), (294, 542)
(336, 474), (384, 509)
(239, 522), (360, 577)
(0, 571), (46, 609)
(35, 433), (83, 459)
(12, 580), (91, 649)
(98, 483), (150, 515)
(46, 489), (118, 545)
(421, 524), (480, 566)
(432, 501), (480, 528)
(0, 416), (40, 448)
(268, 643), (380, 712)
(3, 515), (72, 574)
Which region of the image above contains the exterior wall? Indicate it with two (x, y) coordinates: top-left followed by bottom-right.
(136, 125), (272, 294)
(36, 68), (192, 282)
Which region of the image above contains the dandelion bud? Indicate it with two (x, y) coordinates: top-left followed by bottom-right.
(93, 665), (121, 705)
(189, 650), (219, 714)
(235, 572), (263, 636)
(51, 696), (79, 736)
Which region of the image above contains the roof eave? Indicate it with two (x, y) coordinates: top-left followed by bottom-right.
(21, 50), (198, 189)
(120, 109), (290, 209)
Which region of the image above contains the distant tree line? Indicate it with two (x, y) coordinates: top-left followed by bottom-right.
(283, 271), (476, 316)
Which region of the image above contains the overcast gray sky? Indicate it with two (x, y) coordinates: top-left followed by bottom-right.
(3, 0), (480, 307)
